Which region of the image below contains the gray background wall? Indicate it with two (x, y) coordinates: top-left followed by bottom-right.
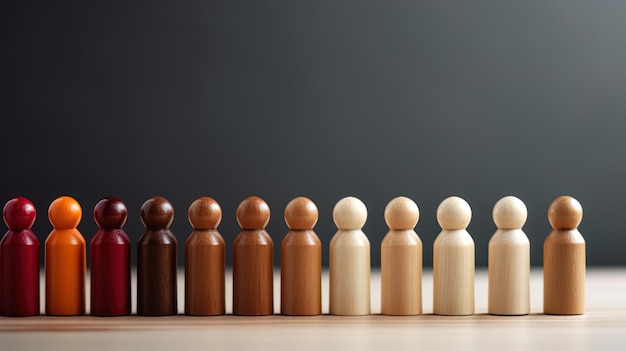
(2, 1), (625, 267)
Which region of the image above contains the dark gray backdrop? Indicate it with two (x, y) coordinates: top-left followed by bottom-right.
(2, 1), (625, 267)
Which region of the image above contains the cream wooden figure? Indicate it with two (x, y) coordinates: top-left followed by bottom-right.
(544, 196), (585, 315)
(433, 196), (474, 316)
(381, 196), (422, 315)
(329, 196), (370, 316)
(488, 196), (530, 315)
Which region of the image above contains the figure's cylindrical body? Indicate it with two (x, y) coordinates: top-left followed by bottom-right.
(185, 229), (225, 315)
(137, 230), (177, 316)
(45, 230), (86, 315)
(329, 230), (370, 316)
(233, 230), (274, 315)
(0, 231), (39, 316)
(433, 230), (474, 316)
(488, 229), (530, 315)
(90, 229), (131, 316)
(543, 230), (585, 315)
(281, 230), (322, 316)
(381, 230), (422, 315)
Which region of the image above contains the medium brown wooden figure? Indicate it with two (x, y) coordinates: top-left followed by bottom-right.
(233, 196), (274, 316)
(329, 196), (370, 316)
(381, 196), (422, 316)
(281, 197), (322, 316)
(137, 196), (177, 316)
(433, 196), (475, 316)
(185, 197), (225, 316)
(544, 196), (585, 315)
(488, 196), (530, 316)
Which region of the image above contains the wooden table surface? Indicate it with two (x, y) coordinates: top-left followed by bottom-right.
(1, 268), (625, 350)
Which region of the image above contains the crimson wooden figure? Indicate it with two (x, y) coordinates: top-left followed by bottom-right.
(90, 197), (131, 316)
(1, 197), (40, 316)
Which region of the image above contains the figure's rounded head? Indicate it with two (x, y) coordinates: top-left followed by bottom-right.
(140, 196), (174, 229)
(333, 196), (367, 230)
(384, 196), (419, 230)
(548, 196), (583, 230)
(94, 197), (128, 230)
(284, 197), (318, 230)
(236, 196), (270, 230)
(436, 196), (471, 230)
(3, 197), (36, 231)
(48, 196), (82, 230)
(492, 196), (527, 230)
(188, 197), (222, 230)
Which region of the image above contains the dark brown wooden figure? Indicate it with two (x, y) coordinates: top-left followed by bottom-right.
(1, 197), (39, 316)
(544, 196), (585, 315)
(137, 196), (177, 316)
(233, 196), (274, 316)
(281, 197), (322, 316)
(91, 197), (131, 316)
(185, 197), (225, 316)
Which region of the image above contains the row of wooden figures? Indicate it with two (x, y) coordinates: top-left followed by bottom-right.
(0, 194), (585, 317)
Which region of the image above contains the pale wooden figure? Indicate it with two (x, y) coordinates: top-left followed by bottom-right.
(544, 196), (585, 315)
(329, 196), (370, 316)
(381, 196), (422, 315)
(488, 196), (530, 315)
(433, 196), (475, 316)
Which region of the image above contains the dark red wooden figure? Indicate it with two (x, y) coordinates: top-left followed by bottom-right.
(90, 197), (131, 316)
(1, 197), (40, 316)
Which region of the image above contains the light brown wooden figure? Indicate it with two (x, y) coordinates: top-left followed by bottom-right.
(433, 196), (475, 316)
(233, 196), (274, 316)
(329, 196), (370, 316)
(185, 197), (225, 316)
(280, 197), (322, 316)
(381, 196), (422, 316)
(544, 195), (585, 315)
(488, 196), (530, 316)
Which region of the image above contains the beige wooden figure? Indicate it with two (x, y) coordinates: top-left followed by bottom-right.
(329, 196), (370, 316)
(433, 196), (474, 316)
(488, 196), (530, 315)
(381, 196), (422, 315)
(544, 196), (585, 315)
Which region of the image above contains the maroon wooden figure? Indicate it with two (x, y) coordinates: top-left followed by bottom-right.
(1, 197), (40, 316)
(90, 197), (131, 316)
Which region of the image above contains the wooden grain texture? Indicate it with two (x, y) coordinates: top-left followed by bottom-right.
(381, 196), (422, 316)
(185, 197), (225, 316)
(233, 197), (273, 316)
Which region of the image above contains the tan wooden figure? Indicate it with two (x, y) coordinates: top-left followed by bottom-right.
(329, 196), (371, 316)
(280, 197), (322, 316)
(185, 197), (225, 316)
(233, 196), (274, 316)
(381, 196), (422, 315)
(433, 196), (475, 316)
(544, 196), (585, 315)
(488, 196), (530, 315)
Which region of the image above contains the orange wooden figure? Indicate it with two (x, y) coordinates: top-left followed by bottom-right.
(233, 196), (274, 316)
(280, 197), (322, 316)
(45, 196), (85, 316)
(185, 197), (225, 316)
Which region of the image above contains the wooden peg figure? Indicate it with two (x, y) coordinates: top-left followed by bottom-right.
(137, 196), (177, 316)
(233, 196), (274, 315)
(329, 196), (370, 316)
(433, 196), (474, 316)
(185, 197), (225, 316)
(91, 197), (131, 316)
(281, 197), (322, 316)
(381, 196), (422, 316)
(1, 197), (40, 316)
(488, 196), (530, 315)
(45, 196), (86, 316)
(544, 196), (585, 315)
